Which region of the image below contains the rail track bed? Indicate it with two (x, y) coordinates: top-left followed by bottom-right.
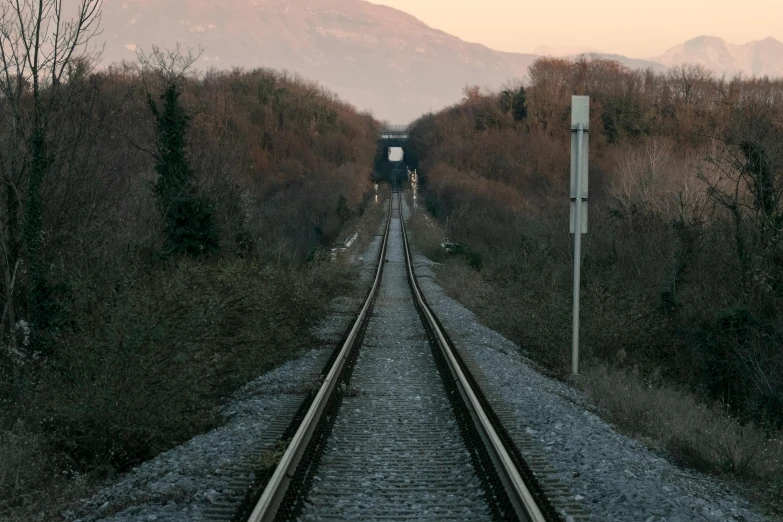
(240, 191), (557, 522)
(299, 197), (492, 520)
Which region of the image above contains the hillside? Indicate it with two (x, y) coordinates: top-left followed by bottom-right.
(96, 0), (537, 122)
(92, 2), (783, 123)
(0, 58), (380, 520)
(404, 58), (783, 510)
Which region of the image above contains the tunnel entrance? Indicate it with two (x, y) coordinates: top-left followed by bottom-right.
(388, 147), (404, 161)
(374, 125), (409, 183)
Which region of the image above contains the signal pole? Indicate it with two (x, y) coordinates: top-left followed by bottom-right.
(570, 96), (589, 375)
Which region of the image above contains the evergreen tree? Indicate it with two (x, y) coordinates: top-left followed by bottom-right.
(511, 86), (528, 122)
(148, 83), (219, 256)
(336, 194), (352, 223)
(500, 87), (528, 122)
(499, 90), (514, 113)
(26, 127), (60, 334)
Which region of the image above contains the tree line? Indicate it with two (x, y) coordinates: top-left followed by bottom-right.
(405, 57), (783, 432)
(0, 1), (379, 516)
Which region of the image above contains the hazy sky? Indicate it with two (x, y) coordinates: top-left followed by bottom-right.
(367, 0), (783, 57)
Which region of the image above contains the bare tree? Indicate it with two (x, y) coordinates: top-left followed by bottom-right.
(612, 136), (675, 213)
(610, 136), (709, 223)
(0, 0), (102, 341)
(698, 103), (783, 279)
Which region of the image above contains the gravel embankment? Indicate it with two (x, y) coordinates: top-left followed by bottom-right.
(65, 214), (388, 522)
(401, 198), (766, 522)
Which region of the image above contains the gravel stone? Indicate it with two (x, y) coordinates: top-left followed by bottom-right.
(401, 197), (767, 522)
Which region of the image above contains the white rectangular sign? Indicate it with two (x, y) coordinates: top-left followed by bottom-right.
(570, 96), (589, 234)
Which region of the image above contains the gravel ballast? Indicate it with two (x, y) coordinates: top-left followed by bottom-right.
(300, 195), (493, 520)
(402, 197), (767, 522)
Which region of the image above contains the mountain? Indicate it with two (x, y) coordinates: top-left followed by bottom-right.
(534, 44), (602, 56)
(86, 2), (783, 122)
(655, 35), (783, 77)
(569, 53), (667, 73)
(94, 0), (538, 123)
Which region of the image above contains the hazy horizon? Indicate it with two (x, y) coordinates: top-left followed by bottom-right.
(367, 0), (783, 58)
(81, 0), (783, 122)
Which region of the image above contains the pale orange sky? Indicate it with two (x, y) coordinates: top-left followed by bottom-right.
(367, 0), (783, 57)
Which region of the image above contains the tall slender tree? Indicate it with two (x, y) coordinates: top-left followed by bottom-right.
(0, 0), (102, 343)
(140, 46), (219, 256)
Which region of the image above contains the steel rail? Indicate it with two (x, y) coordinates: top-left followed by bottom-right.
(399, 192), (547, 522)
(246, 193), (393, 522)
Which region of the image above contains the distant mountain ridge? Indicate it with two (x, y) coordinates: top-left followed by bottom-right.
(568, 53), (667, 73)
(653, 35), (783, 77)
(89, 1), (783, 122)
(95, 0), (537, 122)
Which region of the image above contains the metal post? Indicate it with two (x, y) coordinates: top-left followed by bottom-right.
(570, 96), (589, 375)
(572, 123), (583, 375)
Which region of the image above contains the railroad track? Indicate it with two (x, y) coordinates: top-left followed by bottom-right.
(232, 190), (561, 522)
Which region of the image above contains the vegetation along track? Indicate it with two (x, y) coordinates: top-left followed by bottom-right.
(235, 190), (560, 521)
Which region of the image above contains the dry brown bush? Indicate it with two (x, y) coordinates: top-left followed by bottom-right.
(406, 205), (446, 262)
(580, 365), (783, 494)
(42, 259), (352, 469)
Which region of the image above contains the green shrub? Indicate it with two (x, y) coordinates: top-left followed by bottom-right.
(693, 306), (783, 429)
(30, 258), (354, 473)
(164, 195), (220, 257)
(444, 242), (483, 271)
